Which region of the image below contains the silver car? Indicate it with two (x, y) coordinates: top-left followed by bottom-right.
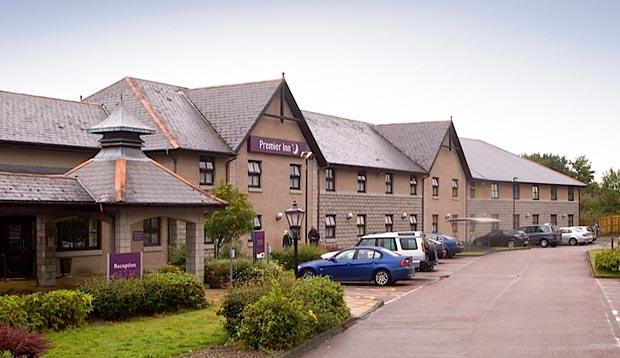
(560, 226), (593, 246)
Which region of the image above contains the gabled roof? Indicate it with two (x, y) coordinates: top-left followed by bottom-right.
(0, 172), (93, 204)
(184, 79), (282, 151)
(460, 138), (586, 186)
(373, 121), (453, 172)
(303, 111), (425, 173)
(0, 90), (106, 149)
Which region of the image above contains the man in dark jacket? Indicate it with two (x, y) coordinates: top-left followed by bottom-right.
(308, 226), (320, 245)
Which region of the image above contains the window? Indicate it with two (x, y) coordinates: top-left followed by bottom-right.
(432, 177), (439, 197)
(204, 227), (212, 245)
(57, 217), (100, 250)
(384, 215), (393, 232)
(452, 179), (459, 198)
(400, 237), (418, 250)
(550, 214), (557, 226)
(334, 249), (355, 260)
(359, 238), (375, 246)
(532, 214), (539, 225)
(568, 187), (574, 201)
(568, 214), (574, 226)
(470, 182), (476, 199)
(325, 168), (335, 191)
(325, 215), (336, 238)
(409, 214), (418, 231)
(253, 215), (262, 230)
(357, 171), (366, 193)
(290, 164), (301, 190)
(376, 238), (397, 251)
(452, 214), (458, 232)
(532, 185), (540, 200)
(248, 161), (261, 188)
(357, 248), (381, 260)
(491, 183), (499, 199)
(410, 176), (418, 195)
(385, 173), (393, 194)
(513, 183), (520, 200)
(199, 158), (215, 185)
(551, 185), (558, 201)
(491, 214), (499, 232)
(513, 214), (520, 230)
(143, 217), (161, 247)
(432, 214), (438, 233)
(356, 215), (366, 236)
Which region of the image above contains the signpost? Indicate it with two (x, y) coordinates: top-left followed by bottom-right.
(107, 252), (142, 280)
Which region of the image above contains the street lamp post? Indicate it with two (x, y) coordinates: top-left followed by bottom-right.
(300, 151), (313, 244)
(512, 177), (518, 229)
(285, 200), (305, 277)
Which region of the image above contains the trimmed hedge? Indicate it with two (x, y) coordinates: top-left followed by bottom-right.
(0, 296), (28, 329)
(595, 249), (620, 272)
(204, 258), (282, 287)
(292, 276), (350, 334)
(81, 272), (206, 321)
(270, 245), (327, 270)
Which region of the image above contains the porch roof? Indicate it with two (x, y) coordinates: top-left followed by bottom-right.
(0, 172), (94, 204)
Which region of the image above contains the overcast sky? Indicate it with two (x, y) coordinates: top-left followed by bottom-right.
(1, 0), (618, 179)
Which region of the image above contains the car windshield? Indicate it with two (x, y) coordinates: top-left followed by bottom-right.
(400, 238), (418, 250)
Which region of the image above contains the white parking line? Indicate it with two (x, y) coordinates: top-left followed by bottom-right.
(595, 278), (620, 349)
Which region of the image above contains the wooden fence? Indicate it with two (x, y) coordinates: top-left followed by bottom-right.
(599, 215), (620, 235)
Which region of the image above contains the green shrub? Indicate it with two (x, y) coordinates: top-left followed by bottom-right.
(168, 243), (186, 267)
(81, 272), (206, 321)
(595, 249), (620, 272)
(292, 276), (350, 334)
(204, 258), (283, 287)
(238, 281), (312, 350)
(0, 296), (28, 329)
(158, 264), (184, 274)
(270, 245), (327, 270)
(22, 290), (92, 331)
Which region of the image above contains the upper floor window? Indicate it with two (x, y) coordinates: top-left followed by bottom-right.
(452, 179), (459, 198)
(143, 217), (161, 247)
(290, 164), (301, 190)
(357, 171), (367, 193)
(357, 215), (366, 236)
(384, 215), (393, 232)
(410, 176), (417, 195)
(57, 217), (100, 251)
(568, 187), (575, 201)
(199, 157), (215, 185)
(491, 183), (499, 199)
(513, 183), (520, 200)
(432, 177), (439, 197)
(325, 215), (336, 238)
(470, 182), (475, 199)
(248, 161), (261, 188)
(385, 173), (393, 194)
(550, 185), (558, 201)
(409, 214), (418, 231)
(532, 185), (540, 200)
(325, 168), (335, 191)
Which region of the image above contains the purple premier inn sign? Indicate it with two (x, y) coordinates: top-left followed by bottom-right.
(107, 252), (143, 280)
(247, 135), (306, 157)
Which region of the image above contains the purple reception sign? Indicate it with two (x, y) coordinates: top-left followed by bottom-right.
(247, 136), (306, 157)
(252, 231), (266, 259)
(107, 252), (143, 280)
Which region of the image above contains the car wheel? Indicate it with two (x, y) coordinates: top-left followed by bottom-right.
(540, 239), (549, 248)
(300, 268), (316, 279)
(508, 240), (516, 249)
(373, 269), (391, 286)
(569, 238), (578, 246)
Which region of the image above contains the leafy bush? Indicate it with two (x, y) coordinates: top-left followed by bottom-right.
(0, 324), (48, 357)
(595, 249), (620, 271)
(270, 245), (327, 270)
(292, 276), (350, 334)
(0, 296), (28, 329)
(158, 264), (184, 274)
(204, 258), (282, 287)
(168, 243), (186, 267)
(22, 290), (92, 331)
(238, 282), (312, 350)
(81, 272), (206, 321)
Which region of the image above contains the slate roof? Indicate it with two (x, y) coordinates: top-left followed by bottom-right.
(0, 172), (93, 203)
(303, 111), (425, 173)
(185, 79), (282, 151)
(0, 90), (106, 148)
(460, 138), (585, 186)
(373, 121), (453, 172)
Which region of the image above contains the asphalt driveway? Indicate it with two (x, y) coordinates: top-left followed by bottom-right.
(304, 244), (620, 357)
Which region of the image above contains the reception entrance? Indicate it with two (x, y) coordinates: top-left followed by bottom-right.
(0, 216), (35, 279)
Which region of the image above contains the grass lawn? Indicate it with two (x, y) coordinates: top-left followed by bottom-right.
(492, 246), (530, 252)
(44, 306), (227, 358)
(455, 250), (490, 257)
(587, 249), (620, 278)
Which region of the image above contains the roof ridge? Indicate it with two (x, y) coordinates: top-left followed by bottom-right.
(82, 77), (126, 102)
(126, 76), (188, 90)
(189, 78), (282, 91)
(0, 89), (105, 108)
(302, 109), (375, 126)
(375, 120), (452, 127)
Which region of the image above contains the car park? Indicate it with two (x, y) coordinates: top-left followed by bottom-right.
(472, 230), (529, 248)
(560, 226), (593, 246)
(425, 237), (447, 260)
(518, 224), (562, 248)
(298, 246), (415, 286)
(426, 233), (464, 258)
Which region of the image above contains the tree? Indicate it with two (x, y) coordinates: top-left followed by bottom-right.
(522, 153), (573, 177)
(570, 156), (595, 186)
(599, 169), (620, 215)
(204, 181), (255, 258)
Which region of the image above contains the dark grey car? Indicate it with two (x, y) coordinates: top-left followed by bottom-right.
(518, 224), (562, 248)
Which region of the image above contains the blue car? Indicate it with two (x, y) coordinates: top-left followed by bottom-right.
(427, 233), (464, 258)
(297, 246), (414, 286)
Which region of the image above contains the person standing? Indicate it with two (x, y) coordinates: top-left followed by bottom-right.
(308, 226), (320, 246)
(282, 230), (292, 249)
